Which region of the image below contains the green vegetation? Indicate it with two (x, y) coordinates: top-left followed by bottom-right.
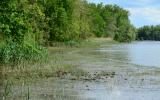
(137, 25), (160, 41)
(88, 3), (136, 42)
(0, 0), (47, 66)
(0, 0), (136, 80)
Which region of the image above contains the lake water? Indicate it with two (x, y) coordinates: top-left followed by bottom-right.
(100, 41), (160, 67)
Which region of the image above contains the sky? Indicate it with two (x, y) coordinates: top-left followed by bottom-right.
(88, 0), (160, 28)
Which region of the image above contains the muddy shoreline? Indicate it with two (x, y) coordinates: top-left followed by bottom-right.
(1, 39), (160, 100)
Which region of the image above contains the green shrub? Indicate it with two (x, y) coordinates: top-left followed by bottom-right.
(0, 41), (48, 66)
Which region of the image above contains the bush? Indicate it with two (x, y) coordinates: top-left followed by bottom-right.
(0, 41), (48, 66)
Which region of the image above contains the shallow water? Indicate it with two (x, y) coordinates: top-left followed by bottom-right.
(2, 41), (160, 100)
(99, 41), (160, 67)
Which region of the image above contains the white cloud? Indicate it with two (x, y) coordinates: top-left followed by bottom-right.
(127, 7), (160, 23)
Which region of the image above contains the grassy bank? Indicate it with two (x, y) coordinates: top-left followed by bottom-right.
(0, 38), (118, 100)
(1, 38), (116, 81)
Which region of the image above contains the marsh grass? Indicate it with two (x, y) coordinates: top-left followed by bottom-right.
(0, 38), (115, 81)
(2, 63), (86, 81)
(1, 80), (12, 100)
(1, 63), (87, 100)
(0, 38), (118, 100)
(26, 86), (30, 100)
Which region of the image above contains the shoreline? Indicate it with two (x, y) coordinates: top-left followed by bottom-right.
(1, 38), (160, 100)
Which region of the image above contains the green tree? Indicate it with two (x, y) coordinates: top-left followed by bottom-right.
(0, 0), (47, 65)
(137, 25), (160, 41)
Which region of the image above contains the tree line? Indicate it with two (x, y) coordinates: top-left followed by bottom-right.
(0, 0), (136, 65)
(137, 25), (160, 41)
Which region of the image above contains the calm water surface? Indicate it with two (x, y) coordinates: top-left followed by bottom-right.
(100, 41), (160, 67)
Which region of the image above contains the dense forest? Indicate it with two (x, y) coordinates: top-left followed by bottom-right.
(0, 0), (136, 65)
(137, 25), (160, 41)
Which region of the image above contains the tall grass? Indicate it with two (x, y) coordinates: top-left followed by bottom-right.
(2, 80), (12, 100)
(0, 41), (48, 67)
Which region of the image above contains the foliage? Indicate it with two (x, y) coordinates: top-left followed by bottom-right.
(0, 41), (47, 66)
(137, 25), (160, 41)
(0, 0), (136, 66)
(88, 4), (136, 42)
(0, 0), (47, 66)
(44, 0), (92, 42)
